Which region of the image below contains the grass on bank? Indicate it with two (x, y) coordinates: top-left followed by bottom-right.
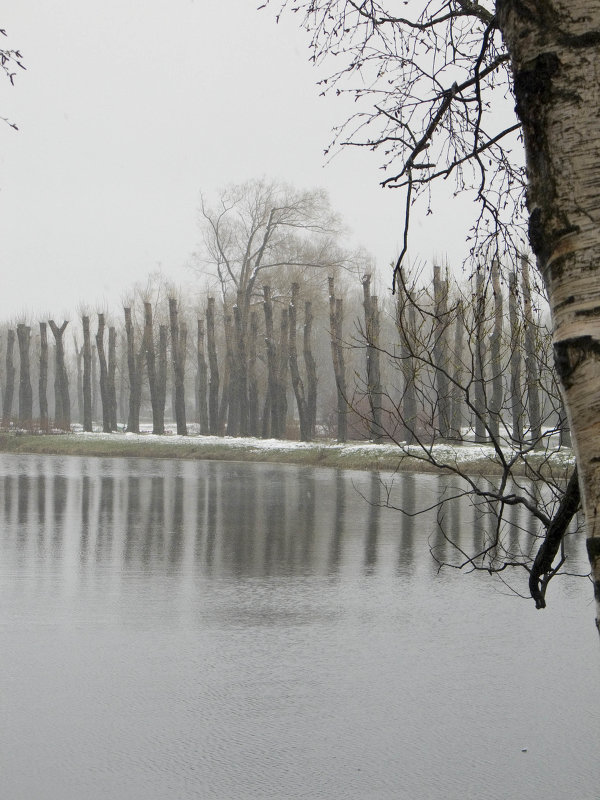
(0, 429), (575, 477)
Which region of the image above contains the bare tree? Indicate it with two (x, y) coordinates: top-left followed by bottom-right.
(82, 316), (92, 432)
(2, 329), (15, 427)
(39, 322), (48, 431)
(17, 323), (32, 428)
(96, 314), (110, 434)
(328, 276), (347, 443)
(48, 320), (70, 430)
(169, 297), (187, 436)
(268, 0), (600, 624)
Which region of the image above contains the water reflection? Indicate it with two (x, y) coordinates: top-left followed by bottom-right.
(0, 453), (580, 586)
(0, 454), (596, 800)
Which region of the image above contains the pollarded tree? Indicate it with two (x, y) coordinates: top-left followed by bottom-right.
(269, 0), (600, 630)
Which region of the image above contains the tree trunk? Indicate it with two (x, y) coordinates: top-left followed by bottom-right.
(74, 336), (83, 426)
(144, 302), (162, 435)
(233, 302), (248, 436)
(124, 307), (141, 434)
(508, 270), (523, 444)
(433, 264), (451, 440)
(158, 325), (168, 433)
(17, 324), (32, 428)
(248, 311), (259, 437)
(2, 329), (15, 427)
(362, 275), (382, 440)
(39, 322), (48, 432)
(108, 326), (117, 430)
(289, 283), (310, 441)
(119, 333), (127, 426)
(220, 311), (233, 436)
(91, 345), (98, 424)
(263, 285), (281, 438)
(498, 1), (600, 629)
(277, 307), (289, 437)
(395, 269), (417, 445)
(169, 297), (187, 436)
(48, 320), (70, 431)
(95, 314), (110, 434)
(489, 258), (504, 442)
(82, 316), (92, 432)
(206, 296), (220, 436)
(521, 255), (542, 446)
(328, 276), (347, 443)
(450, 300), (464, 441)
(304, 300), (317, 440)
(196, 318), (209, 435)
(473, 269), (487, 443)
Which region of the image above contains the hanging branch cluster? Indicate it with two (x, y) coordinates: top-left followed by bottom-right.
(1, 27), (25, 130)
(264, 1), (526, 281)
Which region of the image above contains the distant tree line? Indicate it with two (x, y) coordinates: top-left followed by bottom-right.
(0, 254), (565, 457)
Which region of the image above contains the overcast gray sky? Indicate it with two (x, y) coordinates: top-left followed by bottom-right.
(0, 0), (474, 321)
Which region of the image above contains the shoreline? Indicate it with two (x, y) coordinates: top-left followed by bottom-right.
(0, 430), (575, 478)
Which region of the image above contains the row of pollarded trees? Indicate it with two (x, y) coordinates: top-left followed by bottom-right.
(0, 255), (565, 457)
(356, 256), (566, 453)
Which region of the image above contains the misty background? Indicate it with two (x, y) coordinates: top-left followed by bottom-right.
(0, 0), (474, 320)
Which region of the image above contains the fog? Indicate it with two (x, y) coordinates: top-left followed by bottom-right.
(0, 1), (474, 320)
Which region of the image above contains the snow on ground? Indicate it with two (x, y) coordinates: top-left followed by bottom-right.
(67, 423), (575, 471)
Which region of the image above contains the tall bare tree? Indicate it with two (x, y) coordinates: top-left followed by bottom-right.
(268, 0), (600, 624)
(48, 320), (70, 430)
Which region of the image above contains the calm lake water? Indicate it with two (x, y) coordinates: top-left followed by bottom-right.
(0, 453), (598, 800)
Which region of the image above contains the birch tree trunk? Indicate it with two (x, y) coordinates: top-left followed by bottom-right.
(498, 0), (600, 630)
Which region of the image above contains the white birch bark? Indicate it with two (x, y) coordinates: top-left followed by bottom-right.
(499, 0), (600, 630)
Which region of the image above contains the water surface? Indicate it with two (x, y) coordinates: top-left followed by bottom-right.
(0, 454), (597, 799)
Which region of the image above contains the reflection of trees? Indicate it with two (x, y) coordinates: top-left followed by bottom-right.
(364, 473), (380, 573)
(328, 470), (345, 574)
(0, 459), (561, 590)
(397, 473), (415, 573)
(264, 467), (287, 574)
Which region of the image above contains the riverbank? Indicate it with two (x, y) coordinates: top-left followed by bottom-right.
(0, 429), (575, 477)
